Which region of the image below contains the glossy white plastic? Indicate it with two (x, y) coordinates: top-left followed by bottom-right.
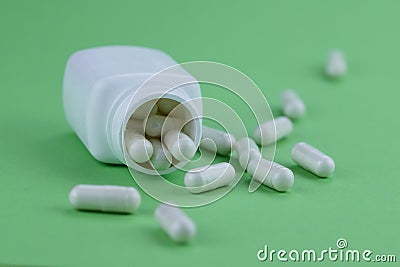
(155, 204), (196, 243)
(184, 163), (236, 193)
(63, 46), (202, 174)
(69, 184), (141, 213)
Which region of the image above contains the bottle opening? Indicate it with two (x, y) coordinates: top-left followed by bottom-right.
(123, 97), (198, 174)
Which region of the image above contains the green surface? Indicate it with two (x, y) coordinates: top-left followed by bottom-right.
(1, 0), (399, 266)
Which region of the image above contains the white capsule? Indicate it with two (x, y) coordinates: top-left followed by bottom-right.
(247, 159), (294, 192)
(131, 100), (158, 120)
(199, 126), (236, 156)
(150, 139), (172, 171)
(164, 130), (196, 161)
(253, 116), (293, 146)
(144, 115), (166, 138)
(184, 163), (236, 193)
(281, 89), (306, 119)
(155, 204), (196, 243)
(127, 137), (154, 163)
(235, 137), (261, 169)
(69, 185), (141, 213)
(145, 114), (184, 138)
(157, 98), (179, 115)
(326, 50), (347, 78)
(291, 142), (335, 178)
(125, 119), (153, 163)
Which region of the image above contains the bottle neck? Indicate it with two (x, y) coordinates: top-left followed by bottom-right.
(107, 90), (133, 164)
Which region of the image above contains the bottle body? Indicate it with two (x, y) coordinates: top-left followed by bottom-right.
(63, 46), (202, 174)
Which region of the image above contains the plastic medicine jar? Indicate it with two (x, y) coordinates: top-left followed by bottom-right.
(63, 46), (202, 175)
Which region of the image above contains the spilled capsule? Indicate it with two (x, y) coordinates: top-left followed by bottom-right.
(281, 89), (305, 119)
(69, 185), (141, 213)
(326, 50), (347, 78)
(235, 137), (261, 169)
(253, 116), (293, 146)
(291, 142), (335, 178)
(247, 159), (294, 192)
(155, 204), (196, 243)
(184, 162), (236, 193)
(200, 126), (236, 156)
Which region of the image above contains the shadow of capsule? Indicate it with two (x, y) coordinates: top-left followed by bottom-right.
(288, 164), (333, 182)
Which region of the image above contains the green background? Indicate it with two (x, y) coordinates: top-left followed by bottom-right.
(1, 0), (399, 266)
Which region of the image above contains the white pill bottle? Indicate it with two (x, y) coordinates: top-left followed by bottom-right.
(63, 46), (202, 175)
